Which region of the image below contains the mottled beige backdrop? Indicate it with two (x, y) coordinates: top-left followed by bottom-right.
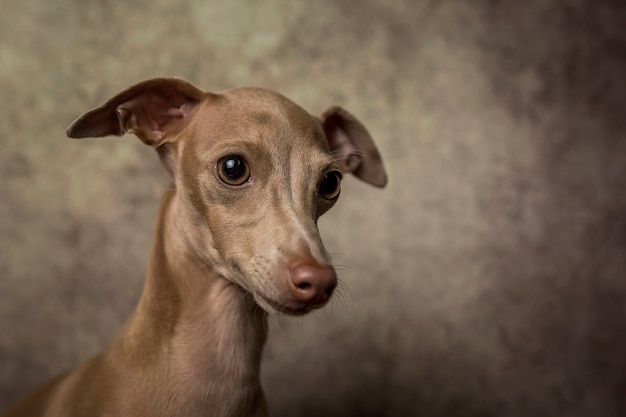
(1, 1), (625, 416)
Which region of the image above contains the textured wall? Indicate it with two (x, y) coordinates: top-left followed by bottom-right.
(1, 0), (625, 416)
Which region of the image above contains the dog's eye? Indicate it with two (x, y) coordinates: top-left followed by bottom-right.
(318, 170), (342, 200)
(216, 155), (251, 186)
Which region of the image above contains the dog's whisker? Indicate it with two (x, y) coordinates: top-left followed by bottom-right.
(334, 264), (363, 282)
(270, 314), (289, 338)
(329, 149), (369, 161)
(329, 290), (349, 313)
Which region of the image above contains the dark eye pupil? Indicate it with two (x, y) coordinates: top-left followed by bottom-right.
(319, 171), (341, 199)
(223, 157), (245, 179)
(217, 155), (250, 186)
(322, 174), (338, 193)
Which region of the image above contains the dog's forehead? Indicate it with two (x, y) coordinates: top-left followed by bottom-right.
(189, 88), (330, 154)
(220, 87), (322, 137)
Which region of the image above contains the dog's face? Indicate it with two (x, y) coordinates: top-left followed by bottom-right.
(67, 78), (387, 316)
(173, 90), (343, 314)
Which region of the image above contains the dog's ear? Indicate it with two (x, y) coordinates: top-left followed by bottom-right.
(66, 77), (206, 147)
(320, 106), (387, 188)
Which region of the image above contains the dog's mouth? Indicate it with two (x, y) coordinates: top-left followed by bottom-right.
(219, 271), (315, 316)
(258, 294), (316, 316)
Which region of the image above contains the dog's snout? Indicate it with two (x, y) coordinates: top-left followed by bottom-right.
(289, 263), (337, 307)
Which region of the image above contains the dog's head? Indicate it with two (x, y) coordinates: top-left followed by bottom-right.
(67, 77), (386, 315)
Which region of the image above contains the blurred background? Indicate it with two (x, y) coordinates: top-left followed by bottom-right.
(1, 0), (625, 416)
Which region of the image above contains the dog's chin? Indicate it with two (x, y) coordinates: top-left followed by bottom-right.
(255, 294), (317, 316)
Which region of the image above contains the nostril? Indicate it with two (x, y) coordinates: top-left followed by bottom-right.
(297, 282), (312, 291)
(289, 263), (337, 306)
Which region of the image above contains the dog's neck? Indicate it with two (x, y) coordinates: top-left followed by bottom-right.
(113, 188), (268, 417)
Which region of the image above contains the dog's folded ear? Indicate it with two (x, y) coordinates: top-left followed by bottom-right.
(320, 106), (387, 188)
(66, 77), (206, 147)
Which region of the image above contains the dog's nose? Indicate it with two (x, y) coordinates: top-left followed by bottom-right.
(289, 262), (337, 307)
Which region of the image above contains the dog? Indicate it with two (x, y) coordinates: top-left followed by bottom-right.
(2, 77), (386, 417)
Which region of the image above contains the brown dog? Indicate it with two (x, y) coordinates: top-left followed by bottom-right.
(3, 78), (386, 417)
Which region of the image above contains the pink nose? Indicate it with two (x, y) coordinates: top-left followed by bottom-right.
(289, 263), (337, 307)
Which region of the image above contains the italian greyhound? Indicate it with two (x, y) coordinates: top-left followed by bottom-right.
(3, 77), (387, 417)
